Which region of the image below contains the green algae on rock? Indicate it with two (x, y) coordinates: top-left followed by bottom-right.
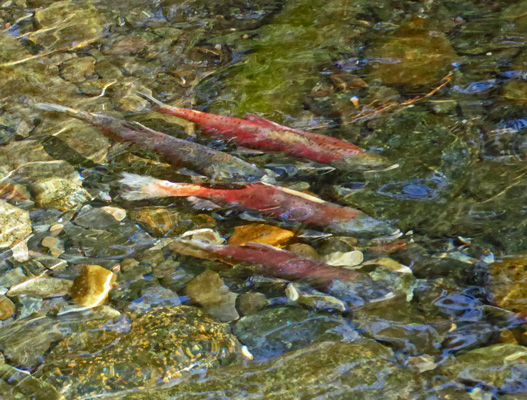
(202, 0), (365, 117)
(365, 17), (457, 86)
(100, 339), (422, 400)
(37, 306), (243, 398)
(441, 343), (527, 395)
(233, 306), (359, 360)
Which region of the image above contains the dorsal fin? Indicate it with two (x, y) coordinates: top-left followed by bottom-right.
(244, 114), (307, 135)
(244, 114), (363, 153)
(244, 114), (283, 128)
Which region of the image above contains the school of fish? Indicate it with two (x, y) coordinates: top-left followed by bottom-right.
(34, 96), (401, 298)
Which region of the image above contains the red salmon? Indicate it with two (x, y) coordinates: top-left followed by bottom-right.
(169, 238), (394, 307)
(139, 93), (390, 171)
(120, 173), (400, 237)
(33, 103), (267, 184)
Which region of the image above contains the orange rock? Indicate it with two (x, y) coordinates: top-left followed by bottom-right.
(228, 224), (294, 247)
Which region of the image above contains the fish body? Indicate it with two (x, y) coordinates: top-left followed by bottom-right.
(33, 103), (267, 184)
(169, 239), (393, 307)
(170, 239), (359, 287)
(120, 173), (399, 237)
(140, 93), (389, 171)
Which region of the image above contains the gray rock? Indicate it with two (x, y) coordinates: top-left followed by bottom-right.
(0, 315), (62, 369)
(237, 292), (268, 316)
(7, 276), (73, 298)
(233, 306), (360, 360)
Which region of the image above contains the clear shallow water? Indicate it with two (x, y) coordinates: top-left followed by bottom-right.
(1, 0), (527, 399)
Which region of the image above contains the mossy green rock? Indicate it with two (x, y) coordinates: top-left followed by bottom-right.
(440, 344), (527, 393)
(207, 0), (364, 117)
(366, 17), (457, 86)
(37, 306), (242, 398)
(103, 339), (421, 400)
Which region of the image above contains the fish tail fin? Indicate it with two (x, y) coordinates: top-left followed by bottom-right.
(136, 91), (169, 108)
(33, 103), (93, 120)
(119, 173), (204, 200)
(33, 103), (86, 118)
(136, 91), (191, 120)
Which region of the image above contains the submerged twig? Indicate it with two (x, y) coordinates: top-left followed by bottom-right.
(351, 71), (454, 122)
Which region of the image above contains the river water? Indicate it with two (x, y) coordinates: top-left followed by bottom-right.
(1, 0), (527, 399)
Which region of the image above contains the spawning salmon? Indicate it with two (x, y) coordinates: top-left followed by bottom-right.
(33, 103), (268, 184)
(139, 93), (391, 171)
(120, 173), (400, 237)
(169, 238), (394, 308)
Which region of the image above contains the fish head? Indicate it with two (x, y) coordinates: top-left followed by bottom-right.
(329, 215), (401, 238)
(334, 152), (394, 172)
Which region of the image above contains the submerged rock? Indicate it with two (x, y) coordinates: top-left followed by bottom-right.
(237, 292), (268, 316)
(37, 306), (242, 398)
(101, 339), (421, 400)
(185, 270), (239, 322)
(74, 207), (123, 229)
(32, 0), (105, 51)
(0, 140), (54, 172)
(0, 356), (66, 400)
(0, 315), (62, 369)
(365, 17), (457, 86)
(33, 178), (91, 212)
(0, 295), (15, 320)
(228, 224), (294, 247)
(441, 344), (527, 395)
(69, 265), (117, 308)
(0, 200), (31, 248)
(353, 300), (451, 356)
(44, 121), (110, 165)
(286, 282), (346, 311)
(129, 207), (215, 237)
(233, 307), (359, 360)
(489, 255), (527, 313)
(7, 275), (73, 298)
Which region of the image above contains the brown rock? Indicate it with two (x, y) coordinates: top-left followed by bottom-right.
(0, 295), (15, 320)
(185, 270), (238, 322)
(489, 255), (527, 313)
(70, 265), (117, 308)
